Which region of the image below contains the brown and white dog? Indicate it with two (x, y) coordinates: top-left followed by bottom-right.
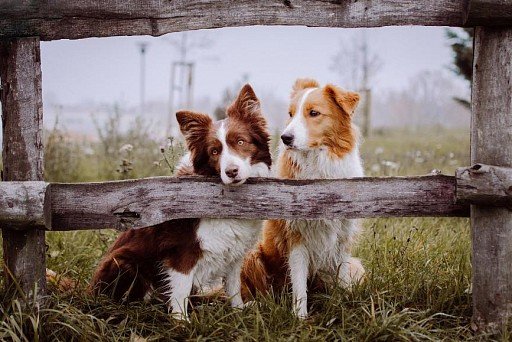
(241, 79), (365, 318)
(90, 84), (271, 319)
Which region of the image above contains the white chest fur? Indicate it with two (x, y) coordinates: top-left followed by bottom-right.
(175, 151), (269, 289)
(281, 146), (364, 273)
(193, 218), (261, 288)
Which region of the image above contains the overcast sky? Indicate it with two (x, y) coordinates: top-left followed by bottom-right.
(40, 25), (468, 109)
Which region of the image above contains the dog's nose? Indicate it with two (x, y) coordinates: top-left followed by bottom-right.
(281, 133), (294, 146)
(225, 166), (239, 179)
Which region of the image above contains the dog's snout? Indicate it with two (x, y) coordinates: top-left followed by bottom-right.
(281, 133), (294, 146)
(225, 166), (239, 179)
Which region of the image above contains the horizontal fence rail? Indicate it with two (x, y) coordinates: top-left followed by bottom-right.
(0, 174), (474, 231)
(456, 164), (512, 207)
(0, 0), (511, 41)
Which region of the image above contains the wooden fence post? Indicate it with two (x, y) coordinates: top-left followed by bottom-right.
(0, 37), (46, 301)
(471, 27), (512, 331)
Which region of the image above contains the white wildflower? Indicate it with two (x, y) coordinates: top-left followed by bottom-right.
(83, 147), (94, 156)
(371, 164), (381, 173)
(119, 144), (133, 153)
(382, 160), (399, 170)
(167, 137), (175, 148)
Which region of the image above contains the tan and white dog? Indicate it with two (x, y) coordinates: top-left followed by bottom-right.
(241, 78), (365, 318)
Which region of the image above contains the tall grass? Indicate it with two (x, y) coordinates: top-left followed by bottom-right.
(43, 111), (184, 182)
(2, 124), (508, 340)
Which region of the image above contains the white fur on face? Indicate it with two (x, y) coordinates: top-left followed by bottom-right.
(217, 121), (252, 185)
(282, 88), (316, 150)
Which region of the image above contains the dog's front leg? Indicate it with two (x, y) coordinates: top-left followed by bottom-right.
(289, 245), (309, 319)
(225, 261), (244, 309)
(165, 268), (195, 320)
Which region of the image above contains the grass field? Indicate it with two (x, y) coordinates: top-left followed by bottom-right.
(2, 126), (507, 341)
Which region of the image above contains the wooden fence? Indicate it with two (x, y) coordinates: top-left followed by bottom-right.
(0, 0), (511, 332)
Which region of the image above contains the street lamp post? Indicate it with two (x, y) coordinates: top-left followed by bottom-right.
(138, 42), (148, 116)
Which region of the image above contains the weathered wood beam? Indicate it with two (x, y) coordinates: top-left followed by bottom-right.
(0, 0), (478, 41)
(0, 182), (48, 229)
(44, 175), (468, 231)
(466, 0), (512, 26)
(470, 26), (512, 332)
(0, 37), (47, 300)
(456, 164), (512, 207)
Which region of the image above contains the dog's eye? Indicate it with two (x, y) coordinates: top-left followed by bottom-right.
(212, 149), (218, 155)
(288, 111), (293, 117)
(237, 139), (244, 146)
(309, 110), (320, 117)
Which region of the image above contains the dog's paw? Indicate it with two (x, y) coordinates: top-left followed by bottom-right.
(296, 311), (308, 320)
(294, 305), (308, 320)
(242, 300), (257, 309)
(346, 257), (366, 287)
(169, 312), (190, 323)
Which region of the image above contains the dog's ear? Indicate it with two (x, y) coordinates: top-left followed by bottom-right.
(176, 110), (213, 148)
(323, 84), (360, 116)
(291, 78), (319, 99)
(227, 84), (272, 167)
(227, 84), (261, 120)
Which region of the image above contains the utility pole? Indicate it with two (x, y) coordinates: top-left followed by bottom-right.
(165, 32), (215, 137)
(138, 42), (148, 117)
(329, 31), (381, 138)
(168, 60), (194, 135)
(361, 31), (371, 138)
(168, 33), (194, 136)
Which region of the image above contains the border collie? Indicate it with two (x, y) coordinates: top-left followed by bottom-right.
(90, 84), (271, 319)
(241, 79), (365, 318)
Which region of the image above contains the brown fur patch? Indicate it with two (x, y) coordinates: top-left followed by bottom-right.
(90, 219), (202, 301)
(291, 78), (320, 99)
(324, 84), (360, 116)
(241, 219), (289, 299)
(176, 111), (221, 176)
(226, 84), (272, 167)
(277, 152), (301, 179)
(241, 218), (305, 300)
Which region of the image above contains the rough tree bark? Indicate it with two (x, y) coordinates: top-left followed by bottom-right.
(46, 175), (467, 231)
(471, 26), (512, 332)
(0, 182), (48, 229)
(0, 37), (46, 301)
(0, 1), (480, 41)
(456, 164), (512, 208)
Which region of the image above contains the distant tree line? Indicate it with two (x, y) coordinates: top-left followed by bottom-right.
(446, 28), (473, 108)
